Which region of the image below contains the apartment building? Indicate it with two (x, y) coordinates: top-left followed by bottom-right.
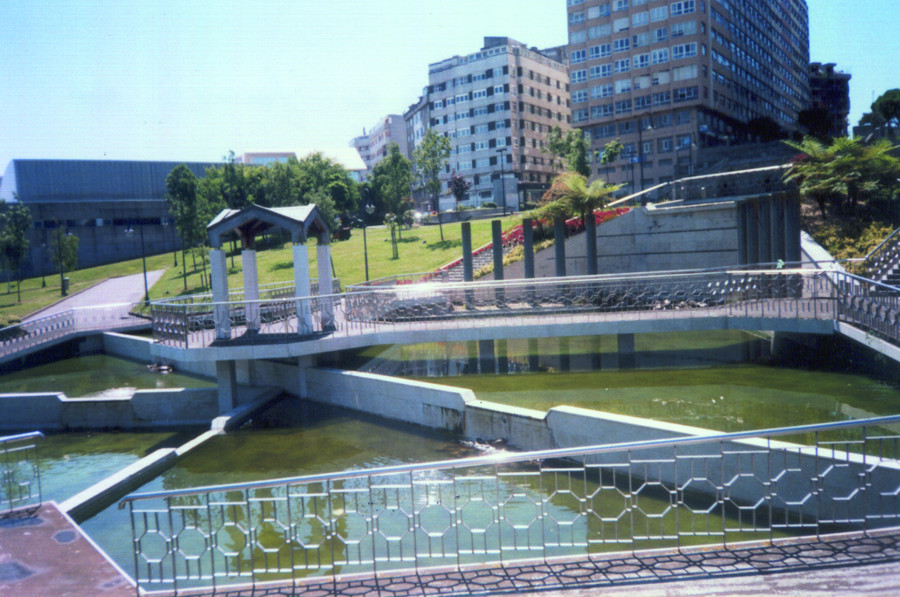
(567, 0), (809, 192)
(809, 62), (851, 138)
(350, 115), (409, 178)
(424, 36), (571, 210)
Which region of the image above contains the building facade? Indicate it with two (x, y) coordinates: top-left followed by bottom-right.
(350, 115), (409, 179)
(567, 0), (809, 192)
(425, 37), (571, 210)
(809, 62), (851, 138)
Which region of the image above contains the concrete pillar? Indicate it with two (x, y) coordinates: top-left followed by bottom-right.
(242, 249), (260, 331)
(297, 355), (314, 398)
(558, 337), (571, 372)
(492, 220), (504, 306)
(497, 339), (509, 374)
(317, 243), (335, 329)
(746, 202), (760, 265)
(461, 222), (474, 282)
(554, 217), (567, 277)
(522, 218), (535, 279)
(216, 360), (238, 414)
(617, 333), (636, 369)
(784, 195), (801, 264)
(736, 204), (748, 265)
(528, 338), (540, 372)
(293, 243), (313, 334)
(210, 249), (231, 340)
(466, 341), (479, 374)
(758, 198), (772, 264)
(590, 335), (603, 370)
(585, 215), (598, 275)
(478, 339), (495, 374)
(770, 198), (785, 263)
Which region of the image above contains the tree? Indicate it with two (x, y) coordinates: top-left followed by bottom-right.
(372, 144), (413, 218)
(872, 89), (900, 138)
(552, 172), (622, 274)
(447, 171), (472, 206)
(49, 224), (79, 296)
(166, 164), (203, 291)
(546, 126), (592, 177)
(413, 129), (451, 240)
(0, 200), (32, 302)
(784, 136), (900, 219)
(600, 138), (624, 181)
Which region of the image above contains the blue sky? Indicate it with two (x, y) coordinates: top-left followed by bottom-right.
(1, 0), (897, 170)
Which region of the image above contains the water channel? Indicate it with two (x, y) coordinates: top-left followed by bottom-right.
(9, 330), (900, 582)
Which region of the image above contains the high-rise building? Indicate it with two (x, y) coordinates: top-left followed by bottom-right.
(350, 115), (409, 179)
(567, 0), (809, 192)
(424, 37), (571, 210)
(809, 62), (851, 138)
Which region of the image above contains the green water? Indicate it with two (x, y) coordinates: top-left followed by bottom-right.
(0, 354), (213, 398)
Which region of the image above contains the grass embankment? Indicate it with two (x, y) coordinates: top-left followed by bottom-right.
(0, 217), (519, 328)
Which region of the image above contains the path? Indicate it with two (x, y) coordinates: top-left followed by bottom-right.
(24, 270), (166, 322)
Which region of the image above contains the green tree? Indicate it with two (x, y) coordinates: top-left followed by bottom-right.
(49, 224), (79, 296)
(549, 171), (621, 274)
(546, 126), (592, 177)
(872, 89), (900, 138)
(165, 164), (203, 290)
(372, 144), (413, 218)
(0, 200), (32, 302)
(413, 129), (451, 240)
(447, 171), (472, 207)
(600, 138), (624, 181)
(784, 136), (900, 219)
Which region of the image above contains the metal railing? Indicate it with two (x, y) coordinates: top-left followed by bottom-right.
(119, 415), (900, 594)
(860, 227), (900, 281)
(0, 303), (149, 361)
(1, 431), (43, 515)
(151, 268), (835, 350)
(833, 271), (900, 344)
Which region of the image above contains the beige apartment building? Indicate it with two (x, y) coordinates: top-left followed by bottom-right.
(423, 36), (571, 210)
(566, 0), (809, 192)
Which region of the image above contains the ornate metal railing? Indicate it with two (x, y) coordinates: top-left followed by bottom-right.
(119, 415), (900, 594)
(0, 303), (149, 361)
(833, 271), (900, 344)
(1, 431), (43, 515)
(151, 269), (835, 350)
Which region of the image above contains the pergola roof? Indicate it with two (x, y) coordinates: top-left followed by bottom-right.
(207, 203), (331, 248)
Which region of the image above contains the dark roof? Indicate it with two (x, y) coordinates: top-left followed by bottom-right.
(3, 159), (219, 203)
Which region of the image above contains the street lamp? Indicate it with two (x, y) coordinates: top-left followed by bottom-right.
(126, 221), (149, 302)
(496, 146), (509, 216)
(363, 202), (375, 282)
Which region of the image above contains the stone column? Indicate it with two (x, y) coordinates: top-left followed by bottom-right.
(586, 214), (598, 275)
(462, 222), (474, 309)
(736, 203), (749, 265)
(528, 338), (540, 372)
(497, 339), (509, 374)
(216, 360), (238, 414)
(478, 339), (495, 374)
(243, 249), (260, 331)
(554, 217), (567, 277)
(492, 220), (504, 306)
(210, 248), (231, 339)
(784, 195), (801, 264)
(317, 243), (335, 329)
(522, 218), (535, 279)
(758, 198), (772, 264)
(746, 202), (760, 265)
(770, 197), (785, 263)
(617, 333), (635, 369)
(293, 243), (313, 334)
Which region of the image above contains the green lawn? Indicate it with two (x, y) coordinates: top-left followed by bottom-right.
(0, 217), (520, 327)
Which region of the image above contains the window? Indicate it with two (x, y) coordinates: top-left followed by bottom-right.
(457, 128), (470, 137)
(570, 49), (587, 64)
(472, 106), (489, 116)
(613, 17), (629, 32)
(673, 86), (698, 102)
(494, 85), (505, 94)
(672, 64), (698, 81)
(632, 32), (650, 48)
(633, 53), (649, 69)
(591, 83), (614, 98)
(457, 145), (472, 154)
(475, 140), (490, 151)
(652, 71), (670, 85)
(619, 121), (633, 134)
(587, 3), (610, 18)
(572, 89), (588, 103)
(456, 112), (469, 121)
(432, 99), (443, 109)
(567, 0), (584, 5)
(651, 48), (669, 64)
(677, 134), (692, 149)
(589, 44), (611, 59)
(593, 123), (616, 138)
(590, 64), (612, 78)
(569, 30), (587, 44)
(459, 161), (473, 171)
(652, 90), (671, 105)
(650, 5), (668, 21)
(615, 99), (632, 114)
(613, 37), (630, 53)
(675, 109), (691, 124)
(588, 24), (611, 39)
(632, 11), (649, 27)
(472, 89), (487, 100)
(614, 0), (629, 10)
(445, 97), (454, 106)
(671, 0), (695, 16)
(571, 69), (588, 83)
(591, 104), (614, 118)
(614, 79), (631, 94)
(633, 74), (650, 89)
(614, 58), (630, 73)
(456, 94), (469, 103)
(672, 43), (697, 60)
(657, 137), (673, 153)
(655, 113), (673, 127)
(496, 137), (508, 147)
(573, 108), (589, 122)
(671, 20), (697, 37)
(569, 11), (585, 24)
(653, 27), (668, 42)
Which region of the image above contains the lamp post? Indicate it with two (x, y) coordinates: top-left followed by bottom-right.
(40, 242), (47, 288)
(496, 146), (508, 216)
(363, 202), (375, 282)
(126, 221), (149, 302)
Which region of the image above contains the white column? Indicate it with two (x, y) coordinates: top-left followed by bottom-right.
(243, 249), (260, 331)
(293, 243), (313, 334)
(317, 243), (335, 329)
(210, 249), (231, 339)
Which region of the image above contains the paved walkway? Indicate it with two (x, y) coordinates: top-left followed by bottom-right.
(24, 270), (166, 321)
(139, 527), (900, 596)
(0, 503), (134, 597)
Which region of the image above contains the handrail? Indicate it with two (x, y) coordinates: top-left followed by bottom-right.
(2, 430), (44, 514)
(0, 431), (45, 444)
(120, 414), (900, 507)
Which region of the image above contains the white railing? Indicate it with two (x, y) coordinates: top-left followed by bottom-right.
(119, 415), (900, 594)
(1, 431), (43, 514)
